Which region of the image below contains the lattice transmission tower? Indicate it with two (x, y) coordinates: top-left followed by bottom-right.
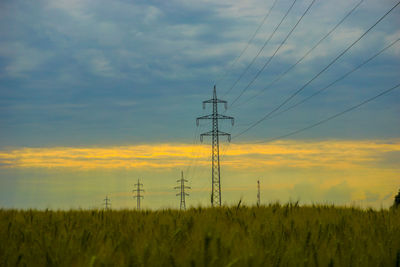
(103, 195), (111, 210)
(196, 85), (234, 206)
(175, 171), (191, 210)
(133, 179), (144, 210)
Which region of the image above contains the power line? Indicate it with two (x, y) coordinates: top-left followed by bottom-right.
(189, 121), (214, 195)
(223, 0), (298, 97)
(235, 36), (399, 128)
(231, 0), (364, 110)
(184, 118), (205, 177)
(266, 38), (400, 121)
(251, 82), (400, 144)
(229, 0), (317, 107)
(186, 120), (213, 191)
(214, 0), (279, 87)
(185, 109), (212, 185)
(215, 123), (234, 180)
(233, 1), (400, 139)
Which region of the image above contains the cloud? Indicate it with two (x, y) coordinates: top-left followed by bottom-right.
(323, 181), (353, 204)
(74, 49), (116, 77)
(385, 30), (400, 56)
(0, 42), (53, 77)
(364, 190), (380, 202)
(383, 192), (394, 201)
(290, 182), (320, 202)
(289, 181), (360, 205)
(0, 0), (399, 147)
(143, 5), (163, 24)
(46, 0), (93, 20)
(0, 139), (399, 170)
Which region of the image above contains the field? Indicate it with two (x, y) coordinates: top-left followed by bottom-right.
(1, 204), (399, 266)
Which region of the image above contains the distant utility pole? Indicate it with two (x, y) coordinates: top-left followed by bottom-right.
(175, 171), (191, 210)
(103, 195), (111, 210)
(196, 85), (234, 207)
(133, 179), (144, 210)
(257, 180), (260, 207)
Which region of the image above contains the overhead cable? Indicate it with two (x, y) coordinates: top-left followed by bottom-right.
(233, 0), (400, 139)
(266, 38), (400, 120)
(251, 82), (400, 143)
(229, 0), (318, 107)
(223, 0), (298, 97)
(231, 0), (364, 110)
(214, 0), (279, 87)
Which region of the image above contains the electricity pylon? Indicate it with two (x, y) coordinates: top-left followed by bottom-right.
(133, 179), (144, 210)
(257, 180), (260, 207)
(175, 171), (191, 210)
(103, 195), (111, 210)
(196, 85), (234, 206)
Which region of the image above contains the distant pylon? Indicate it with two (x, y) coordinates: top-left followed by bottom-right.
(133, 179), (144, 210)
(196, 85), (234, 206)
(175, 171), (191, 210)
(257, 180), (260, 207)
(103, 195), (111, 210)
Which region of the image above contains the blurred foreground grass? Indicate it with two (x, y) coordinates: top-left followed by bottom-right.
(1, 204), (399, 266)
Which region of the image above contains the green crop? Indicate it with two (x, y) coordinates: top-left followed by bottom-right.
(0, 204), (399, 266)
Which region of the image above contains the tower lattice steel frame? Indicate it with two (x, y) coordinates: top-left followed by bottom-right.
(103, 195), (111, 210)
(175, 171), (190, 210)
(133, 179), (144, 210)
(196, 85), (234, 206)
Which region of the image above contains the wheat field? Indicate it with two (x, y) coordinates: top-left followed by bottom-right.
(1, 204), (399, 266)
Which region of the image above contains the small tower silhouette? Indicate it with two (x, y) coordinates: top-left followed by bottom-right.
(175, 171), (191, 210)
(103, 195), (111, 210)
(133, 179), (144, 210)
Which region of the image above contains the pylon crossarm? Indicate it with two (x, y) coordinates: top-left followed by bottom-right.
(203, 98), (227, 104)
(217, 130), (230, 135)
(196, 115), (213, 123)
(216, 114), (234, 121)
(200, 131), (213, 142)
(197, 115), (234, 127)
(217, 131), (232, 142)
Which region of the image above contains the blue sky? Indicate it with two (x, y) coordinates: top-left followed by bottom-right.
(0, 0), (399, 146)
(0, 0), (399, 209)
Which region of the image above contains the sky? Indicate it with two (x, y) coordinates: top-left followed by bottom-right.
(0, 0), (399, 209)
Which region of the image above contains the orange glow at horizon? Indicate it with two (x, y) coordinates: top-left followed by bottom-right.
(0, 139), (399, 170)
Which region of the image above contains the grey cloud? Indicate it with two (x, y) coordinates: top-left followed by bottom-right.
(289, 181), (356, 205)
(290, 182), (320, 203)
(324, 181), (353, 204)
(0, 0), (399, 146)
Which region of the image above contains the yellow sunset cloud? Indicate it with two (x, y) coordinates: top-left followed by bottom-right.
(0, 139), (399, 170)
